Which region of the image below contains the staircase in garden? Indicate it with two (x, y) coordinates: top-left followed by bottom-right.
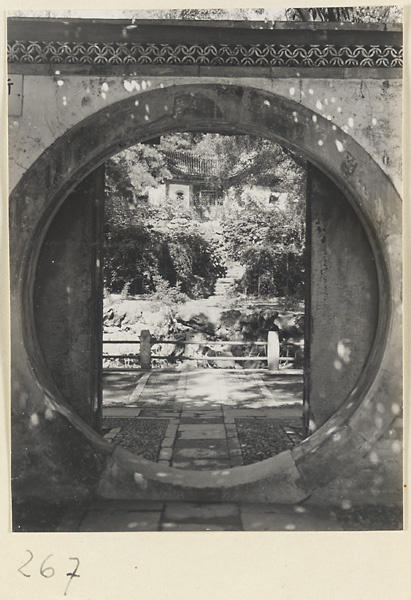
(213, 276), (235, 297)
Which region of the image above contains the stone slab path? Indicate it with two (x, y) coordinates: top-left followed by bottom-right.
(102, 369), (303, 469)
(57, 499), (343, 532)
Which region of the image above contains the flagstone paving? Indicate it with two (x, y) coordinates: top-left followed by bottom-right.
(56, 499), (344, 532)
(102, 369), (303, 469)
(14, 500), (401, 532)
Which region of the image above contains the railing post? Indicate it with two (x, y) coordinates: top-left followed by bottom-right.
(267, 330), (280, 371)
(140, 329), (151, 370)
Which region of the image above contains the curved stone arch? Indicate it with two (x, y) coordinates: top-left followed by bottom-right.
(10, 83), (401, 500)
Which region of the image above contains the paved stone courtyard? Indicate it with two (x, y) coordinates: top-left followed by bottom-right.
(102, 369), (303, 469)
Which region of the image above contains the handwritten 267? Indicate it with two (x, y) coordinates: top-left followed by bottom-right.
(18, 551), (80, 596)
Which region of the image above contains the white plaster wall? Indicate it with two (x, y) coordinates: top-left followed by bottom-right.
(8, 74), (402, 194)
(147, 185), (166, 205)
(167, 183), (191, 206)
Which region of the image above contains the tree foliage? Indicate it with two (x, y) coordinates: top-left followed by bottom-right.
(104, 143), (226, 298)
(221, 192), (306, 299)
(104, 133), (307, 302)
(285, 6), (401, 23)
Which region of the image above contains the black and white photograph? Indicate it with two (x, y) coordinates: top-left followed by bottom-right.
(7, 7), (404, 535)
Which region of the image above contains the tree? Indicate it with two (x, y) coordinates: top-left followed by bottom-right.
(104, 141), (226, 297)
(285, 6), (402, 23)
(221, 194), (306, 300)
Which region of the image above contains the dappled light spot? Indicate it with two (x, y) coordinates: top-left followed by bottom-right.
(391, 440), (401, 454)
(331, 96), (336, 103)
(348, 117), (354, 128)
(318, 140), (324, 147)
(332, 433), (341, 442)
(30, 413), (39, 427)
(337, 107), (342, 113)
(372, 118), (377, 125)
(335, 140), (344, 152)
(391, 403), (401, 415)
(376, 403), (385, 414)
(375, 417), (383, 428)
(316, 100), (323, 110)
(101, 82), (109, 92)
(308, 419), (316, 432)
(333, 359), (342, 370)
(341, 500), (351, 510)
(54, 70), (60, 75)
(62, 96), (67, 107)
(369, 451), (379, 464)
(294, 506), (306, 514)
(289, 87), (296, 96)
(57, 80), (64, 87)
(101, 92), (107, 100)
(308, 88), (314, 95)
(45, 407), (55, 420)
(124, 80), (141, 92)
(337, 340), (351, 363)
(66, 286), (72, 294)
(285, 523), (296, 530)
(312, 115), (317, 123)
(133, 472), (147, 488)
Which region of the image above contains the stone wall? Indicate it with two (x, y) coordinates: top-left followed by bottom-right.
(9, 74), (402, 505)
(8, 75), (402, 195)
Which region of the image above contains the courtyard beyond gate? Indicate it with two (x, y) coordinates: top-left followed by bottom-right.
(102, 370), (303, 470)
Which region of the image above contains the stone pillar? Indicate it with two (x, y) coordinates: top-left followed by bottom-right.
(267, 330), (280, 371)
(140, 329), (152, 370)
